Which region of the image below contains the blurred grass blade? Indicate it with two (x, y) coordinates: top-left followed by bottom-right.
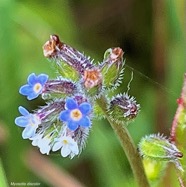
(0, 159), (8, 187)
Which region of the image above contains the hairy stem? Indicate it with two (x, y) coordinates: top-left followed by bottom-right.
(97, 96), (150, 187)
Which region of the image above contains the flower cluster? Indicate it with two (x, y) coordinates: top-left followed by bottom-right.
(15, 35), (139, 158)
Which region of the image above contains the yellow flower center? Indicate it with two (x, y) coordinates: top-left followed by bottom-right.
(70, 109), (82, 121)
(62, 139), (68, 144)
(34, 83), (42, 93)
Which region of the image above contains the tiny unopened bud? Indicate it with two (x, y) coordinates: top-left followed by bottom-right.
(83, 69), (102, 89)
(108, 93), (140, 123)
(138, 134), (183, 171)
(43, 35), (63, 58)
(104, 47), (124, 63)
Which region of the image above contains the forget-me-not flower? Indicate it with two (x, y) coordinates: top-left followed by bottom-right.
(59, 97), (91, 131)
(19, 73), (48, 100)
(15, 106), (41, 139)
(52, 135), (79, 158)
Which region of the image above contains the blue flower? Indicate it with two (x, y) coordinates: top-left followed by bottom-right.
(19, 73), (48, 100)
(59, 98), (92, 131)
(15, 106), (41, 139)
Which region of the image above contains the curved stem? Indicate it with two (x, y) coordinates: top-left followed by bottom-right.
(97, 96), (150, 187)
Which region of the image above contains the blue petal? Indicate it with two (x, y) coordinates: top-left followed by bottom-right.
(79, 103), (92, 115)
(79, 116), (91, 128)
(27, 92), (38, 100)
(65, 98), (78, 110)
(60, 110), (70, 122)
(19, 85), (32, 95)
(67, 120), (78, 131)
(27, 73), (37, 85)
(15, 116), (28, 127)
(18, 106), (29, 116)
(38, 74), (48, 85)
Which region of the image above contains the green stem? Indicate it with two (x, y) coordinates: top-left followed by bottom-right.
(97, 96), (150, 187)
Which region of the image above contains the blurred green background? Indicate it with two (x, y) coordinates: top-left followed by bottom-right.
(0, 0), (185, 187)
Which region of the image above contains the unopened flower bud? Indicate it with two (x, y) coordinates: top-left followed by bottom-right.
(108, 93), (140, 123)
(43, 35), (93, 81)
(83, 69), (102, 89)
(100, 47), (125, 90)
(138, 134), (183, 171)
(43, 34), (63, 58)
(42, 79), (77, 99)
(83, 68), (103, 98)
